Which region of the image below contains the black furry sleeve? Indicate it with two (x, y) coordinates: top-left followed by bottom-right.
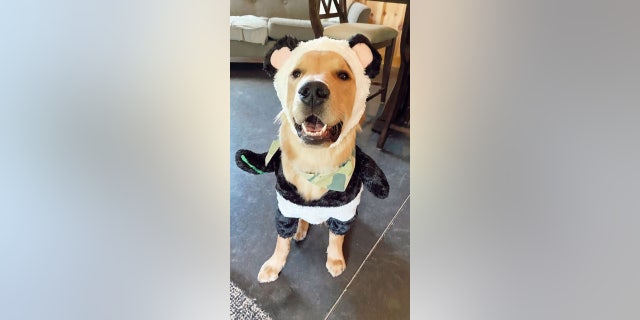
(235, 149), (280, 175)
(356, 147), (389, 199)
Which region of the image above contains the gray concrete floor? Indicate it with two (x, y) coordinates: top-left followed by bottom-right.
(230, 63), (409, 319)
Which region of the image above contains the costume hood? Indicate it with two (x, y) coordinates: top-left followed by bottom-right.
(264, 34), (382, 147)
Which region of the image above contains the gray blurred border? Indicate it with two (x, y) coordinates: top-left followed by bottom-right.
(413, 1), (640, 319)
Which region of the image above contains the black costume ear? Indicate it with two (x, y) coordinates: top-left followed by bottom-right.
(263, 35), (300, 78)
(348, 34), (382, 79)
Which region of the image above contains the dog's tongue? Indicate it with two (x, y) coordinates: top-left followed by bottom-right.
(296, 115), (341, 144)
(304, 121), (324, 133)
(304, 116), (325, 133)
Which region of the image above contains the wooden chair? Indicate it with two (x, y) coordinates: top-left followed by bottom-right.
(308, 0), (398, 105)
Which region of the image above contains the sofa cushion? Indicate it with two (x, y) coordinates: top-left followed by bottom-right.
(231, 40), (276, 60)
(230, 15), (269, 45)
(268, 17), (336, 41)
(231, 0), (311, 21)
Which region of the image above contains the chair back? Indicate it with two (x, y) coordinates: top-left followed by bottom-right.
(309, 0), (348, 38)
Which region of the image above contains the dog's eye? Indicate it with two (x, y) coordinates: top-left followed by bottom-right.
(337, 71), (350, 81)
(291, 69), (301, 78)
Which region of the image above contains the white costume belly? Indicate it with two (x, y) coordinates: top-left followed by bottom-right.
(276, 184), (363, 224)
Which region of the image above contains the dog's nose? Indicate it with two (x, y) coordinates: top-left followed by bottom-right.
(298, 81), (330, 107)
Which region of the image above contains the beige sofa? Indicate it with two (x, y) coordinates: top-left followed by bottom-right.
(230, 0), (371, 62)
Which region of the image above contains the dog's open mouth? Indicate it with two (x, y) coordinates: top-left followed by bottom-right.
(294, 115), (342, 145)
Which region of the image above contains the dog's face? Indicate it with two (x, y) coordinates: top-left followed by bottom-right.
(287, 50), (356, 145)
(265, 35), (382, 147)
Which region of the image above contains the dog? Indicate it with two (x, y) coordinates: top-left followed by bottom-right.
(235, 34), (389, 282)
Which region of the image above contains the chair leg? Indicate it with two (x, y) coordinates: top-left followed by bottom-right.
(379, 39), (396, 105)
(376, 94), (397, 149)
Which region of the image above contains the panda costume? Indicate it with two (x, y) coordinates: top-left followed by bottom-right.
(235, 34), (389, 238)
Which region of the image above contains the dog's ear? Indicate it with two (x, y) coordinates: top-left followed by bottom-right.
(263, 35), (300, 78)
(348, 34), (382, 79)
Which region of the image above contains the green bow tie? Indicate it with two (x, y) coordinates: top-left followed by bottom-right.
(265, 140), (355, 192)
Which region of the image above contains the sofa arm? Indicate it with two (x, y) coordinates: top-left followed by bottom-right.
(348, 2), (371, 23)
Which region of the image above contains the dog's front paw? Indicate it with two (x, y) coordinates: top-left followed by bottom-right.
(257, 259), (284, 283)
(326, 257), (346, 277)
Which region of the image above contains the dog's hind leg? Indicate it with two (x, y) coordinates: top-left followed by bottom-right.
(293, 219), (309, 241)
(258, 235), (291, 283)
(326, 232), (346, 277)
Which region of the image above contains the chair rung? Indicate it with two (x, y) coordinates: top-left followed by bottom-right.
(366, 90), (382, 101)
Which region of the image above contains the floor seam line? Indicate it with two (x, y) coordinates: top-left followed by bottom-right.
(323, 194), (410, 320)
